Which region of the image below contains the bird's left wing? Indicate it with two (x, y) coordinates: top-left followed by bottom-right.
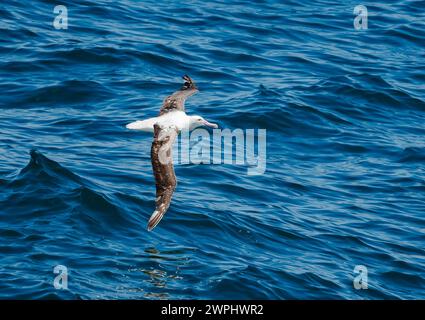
(159, 75), (198, 116)
(148, 123), (179, 231)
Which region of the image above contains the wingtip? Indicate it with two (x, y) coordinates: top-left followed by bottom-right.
(147, 219), (156, 231)
(147, 210), (164, 231)
(181, 74), (197, 90)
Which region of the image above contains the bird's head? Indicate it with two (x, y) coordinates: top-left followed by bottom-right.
(189, 115), (218, 130)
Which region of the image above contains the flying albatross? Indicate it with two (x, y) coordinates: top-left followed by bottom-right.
(126, 75), (218, 231)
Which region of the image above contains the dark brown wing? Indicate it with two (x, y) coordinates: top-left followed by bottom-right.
(159, 75), (198, 116)
(148, 124), (179, 231)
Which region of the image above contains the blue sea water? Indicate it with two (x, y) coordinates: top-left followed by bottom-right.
(0, 0), (424, 299)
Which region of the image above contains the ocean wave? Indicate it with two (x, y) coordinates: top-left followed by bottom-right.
(1, 150), (136, 233)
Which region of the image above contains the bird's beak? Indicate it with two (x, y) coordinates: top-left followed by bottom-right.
(202, 120), (218, 129)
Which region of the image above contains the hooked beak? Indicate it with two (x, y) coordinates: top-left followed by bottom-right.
(202, 120), (218, 129)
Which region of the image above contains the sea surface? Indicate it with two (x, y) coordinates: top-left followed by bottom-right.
(0, 0), (424, 299)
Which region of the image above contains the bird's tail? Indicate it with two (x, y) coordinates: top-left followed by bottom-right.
(147, 209), (165, 231)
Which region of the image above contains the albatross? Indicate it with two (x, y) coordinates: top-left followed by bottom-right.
(126, 75), (218, 231)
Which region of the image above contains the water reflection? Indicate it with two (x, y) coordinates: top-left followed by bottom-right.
(124, 246), (189, 299)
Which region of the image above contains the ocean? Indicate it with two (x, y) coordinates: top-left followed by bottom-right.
(0, 0), (424, 299)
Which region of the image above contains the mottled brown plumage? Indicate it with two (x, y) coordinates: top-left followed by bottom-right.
(159, 75), (198, 116)
(148, 75), (199, 230)
(148, 124), (178, 231)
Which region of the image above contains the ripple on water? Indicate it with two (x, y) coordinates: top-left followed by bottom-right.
(1, 0), (425, 300)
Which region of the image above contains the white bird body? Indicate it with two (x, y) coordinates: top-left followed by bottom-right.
(126, 110), (217, 133)
(126, 111), (191, 132)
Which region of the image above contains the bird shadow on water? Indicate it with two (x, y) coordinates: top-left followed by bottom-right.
(122, 246), (193, 300)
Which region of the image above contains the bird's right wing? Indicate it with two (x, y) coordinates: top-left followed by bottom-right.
(148, 123), (179, 231)
(159, 75), (198, 116)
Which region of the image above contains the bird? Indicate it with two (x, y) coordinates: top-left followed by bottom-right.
(126, 75), (218, 231)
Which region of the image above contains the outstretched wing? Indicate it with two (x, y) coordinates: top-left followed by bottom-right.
(159, 75), (198, 116)
(148, 124), (179, 231)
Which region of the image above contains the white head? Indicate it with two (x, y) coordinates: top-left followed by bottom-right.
(189, 115), (218, 130)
